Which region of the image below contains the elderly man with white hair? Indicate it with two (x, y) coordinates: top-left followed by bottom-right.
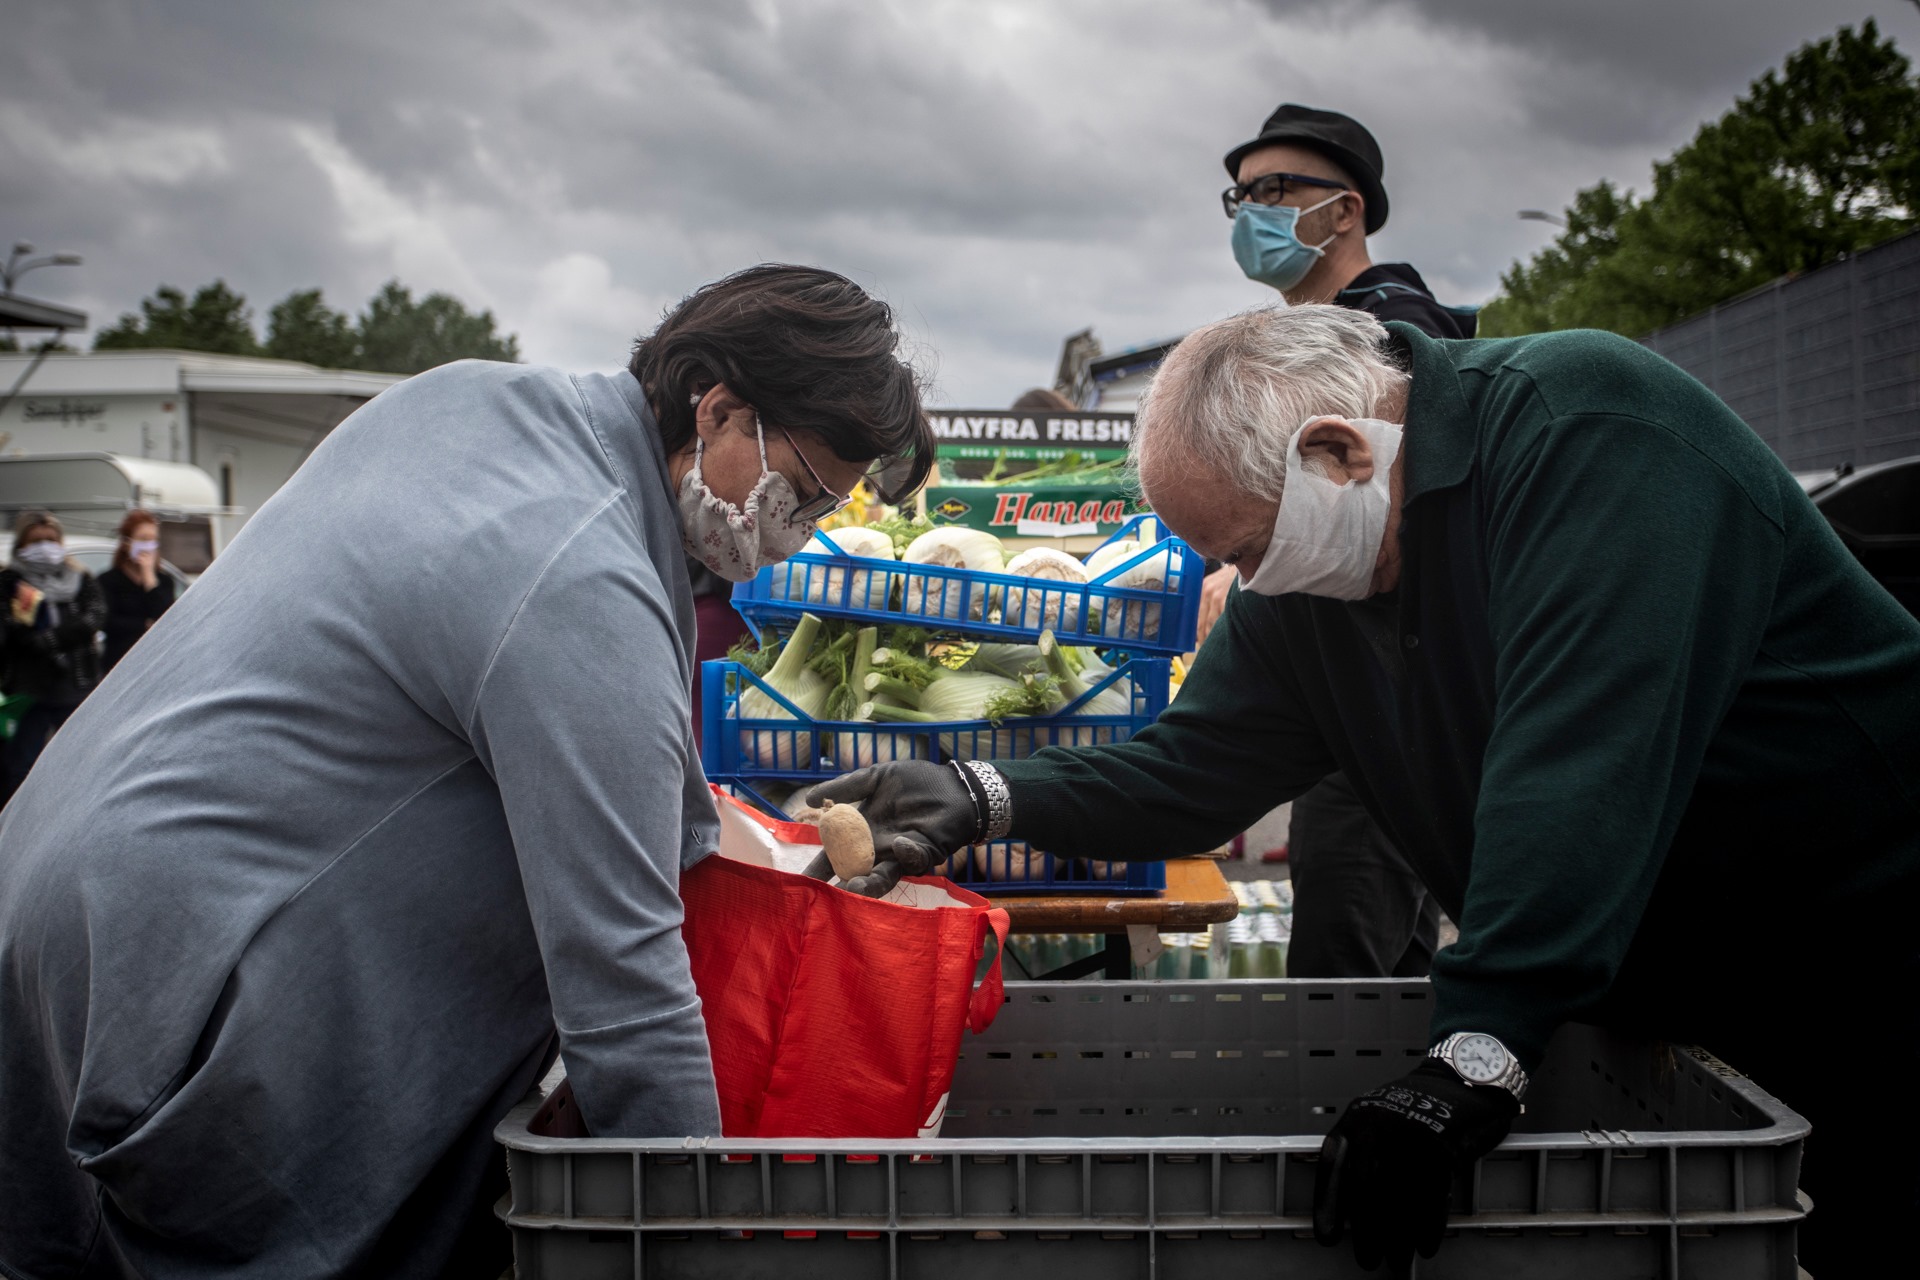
(815, 304), (1920, 1275)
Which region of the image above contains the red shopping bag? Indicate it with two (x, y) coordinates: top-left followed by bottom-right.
(680, 787), (1010, 1138)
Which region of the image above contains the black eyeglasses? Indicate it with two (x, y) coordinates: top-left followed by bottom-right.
(775, 425), (854, 526)
(1221, 172), (1348, 218)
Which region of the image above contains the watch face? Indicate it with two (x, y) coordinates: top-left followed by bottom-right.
(1453, 1034), (1509, 1083)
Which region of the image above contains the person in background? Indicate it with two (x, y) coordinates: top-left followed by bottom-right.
(1200, 102), (1458, 979)
(1222, 102), (1475, 338)
(0, 511), (105, 803)
(97, 509), (177, 674)
(1012, 386), (1079, 413)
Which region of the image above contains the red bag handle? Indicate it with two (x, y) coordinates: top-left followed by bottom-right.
(967, 907), (1011, 1035)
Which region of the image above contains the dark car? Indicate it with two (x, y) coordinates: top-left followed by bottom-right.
(1799, 455), (1920, 619)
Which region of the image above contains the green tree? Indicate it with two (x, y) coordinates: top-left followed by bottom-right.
(1481, 20), (1920, 338)
(354, 279), (521, 375)
(264, 288), (358, 367)
(1477, 182), (1635, 336)
(93, 280), (262, 355)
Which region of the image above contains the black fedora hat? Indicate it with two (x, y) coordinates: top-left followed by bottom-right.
(1223, 104), (1390, 234)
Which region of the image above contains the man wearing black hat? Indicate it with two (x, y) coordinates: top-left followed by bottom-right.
(1220, 103), (1474, 339)
(1198, 104), (1463, 983)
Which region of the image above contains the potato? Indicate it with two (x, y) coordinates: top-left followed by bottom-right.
(818, 801), (876, 881)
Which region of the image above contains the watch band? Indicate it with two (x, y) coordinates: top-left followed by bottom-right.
(949, 761), (989, 844)
(957, 760), (1013, 842)
(1429, 1032), (1531, 1101)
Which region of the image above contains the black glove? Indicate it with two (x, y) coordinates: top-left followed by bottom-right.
(804, 761), (982, 897)
(1313, 1059), (1520, 1274)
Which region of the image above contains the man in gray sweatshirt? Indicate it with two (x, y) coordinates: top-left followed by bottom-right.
(0, 264), (930, 1279)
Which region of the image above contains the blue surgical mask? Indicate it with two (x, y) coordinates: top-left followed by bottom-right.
(1231, 191), (1345, 292)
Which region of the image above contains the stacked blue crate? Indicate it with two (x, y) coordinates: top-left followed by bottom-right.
(732, 514), (1203, 653)
(702, 517), (1200, 893)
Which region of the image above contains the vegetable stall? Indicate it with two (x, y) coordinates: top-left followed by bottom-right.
(706, 508), (1204, 895)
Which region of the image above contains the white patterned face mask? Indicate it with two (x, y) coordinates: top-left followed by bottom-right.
(1239, 416), (1404, 601)
(677, 413), (816, 582)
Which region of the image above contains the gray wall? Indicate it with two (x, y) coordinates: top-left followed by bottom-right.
(1642, 231), (1920, 471)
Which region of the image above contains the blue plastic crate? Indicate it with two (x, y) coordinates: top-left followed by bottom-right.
(713, 777), (1168, 898)
(700, 654), (1169, 781)
(732, 515), (1204, 654)
(702, 652), (1172, 896)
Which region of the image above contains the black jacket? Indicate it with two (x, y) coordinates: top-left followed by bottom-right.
(1335, 263), (1477, 339)
(97, 566), (177, 672)
(0, 568), (105, 707)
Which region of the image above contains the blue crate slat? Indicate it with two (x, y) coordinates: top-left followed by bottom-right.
(734, 515), (1204, 653)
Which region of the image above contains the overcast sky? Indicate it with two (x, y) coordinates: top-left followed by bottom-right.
(3, 0), (1911, 405)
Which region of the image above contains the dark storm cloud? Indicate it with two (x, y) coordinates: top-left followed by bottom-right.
(1255, 0), (1896, 147)
(1, 0), (1911, 402)
(506, 3), (1160, 240)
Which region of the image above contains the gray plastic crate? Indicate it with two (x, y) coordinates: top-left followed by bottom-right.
(495, 980), (1808, 1278)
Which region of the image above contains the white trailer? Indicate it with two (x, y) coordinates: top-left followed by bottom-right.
(0, 349), (403, 546)
(0, 452), (232, 574)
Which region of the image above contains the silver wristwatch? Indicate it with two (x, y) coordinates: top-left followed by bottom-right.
(1429, 1032), (1530, 1101)
(956, 760), (1013, 842)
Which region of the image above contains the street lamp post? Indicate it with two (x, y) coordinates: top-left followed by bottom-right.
(2, 242), (84, 295)
(1, 242), (85, 404)
(1517, 210), (1567, 228)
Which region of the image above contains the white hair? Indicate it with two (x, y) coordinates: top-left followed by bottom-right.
(1132, 304), (1410, 503)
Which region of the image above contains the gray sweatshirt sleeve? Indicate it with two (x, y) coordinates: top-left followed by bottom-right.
(465, 498), (722, 1138)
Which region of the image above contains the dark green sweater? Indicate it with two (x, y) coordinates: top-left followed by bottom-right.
(998, 324), (1920, 1067)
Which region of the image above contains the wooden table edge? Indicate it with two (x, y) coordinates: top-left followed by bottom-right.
(995, 858), (1239, 933)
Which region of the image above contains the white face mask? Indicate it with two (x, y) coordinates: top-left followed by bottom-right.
(16, 540), (66, 567)
(678, 411), (817, 582)
(131, 539), (160, 558)
(1240, 416), (1403, 600)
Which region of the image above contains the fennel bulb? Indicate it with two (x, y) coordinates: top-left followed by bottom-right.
(831, 724), (928, 772)
(960, 643), (1050, 680)
(1003, 546), (1090, 632)
(911, 670), (1030, 760)
(902, 527), (1005, 621)
(737, 613), (829, 770)
(775, 526), (897, 609)
(934, 846), (975, 879)
(975, 840), (1055, 882)
(1088, 540), (1178, 643)
(1033, 631), (1132, 746)
(829, 627), (928, 770)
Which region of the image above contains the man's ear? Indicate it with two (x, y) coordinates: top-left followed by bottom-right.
(1296, 417), (1375, 484)
(1333, 191), (1366, 238)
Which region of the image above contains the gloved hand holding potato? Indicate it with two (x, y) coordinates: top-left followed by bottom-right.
(802, 760), (985, 896)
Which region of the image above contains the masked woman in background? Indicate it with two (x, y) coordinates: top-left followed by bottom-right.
(96, 508), (177, 673)
(0, 510), (105, 801)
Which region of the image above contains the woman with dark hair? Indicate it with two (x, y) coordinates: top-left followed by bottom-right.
(634, 265), (934, 748)
(0, 510), (105, 802)
(0, 264), (931, 1280)
(96, 509), (177, 673)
